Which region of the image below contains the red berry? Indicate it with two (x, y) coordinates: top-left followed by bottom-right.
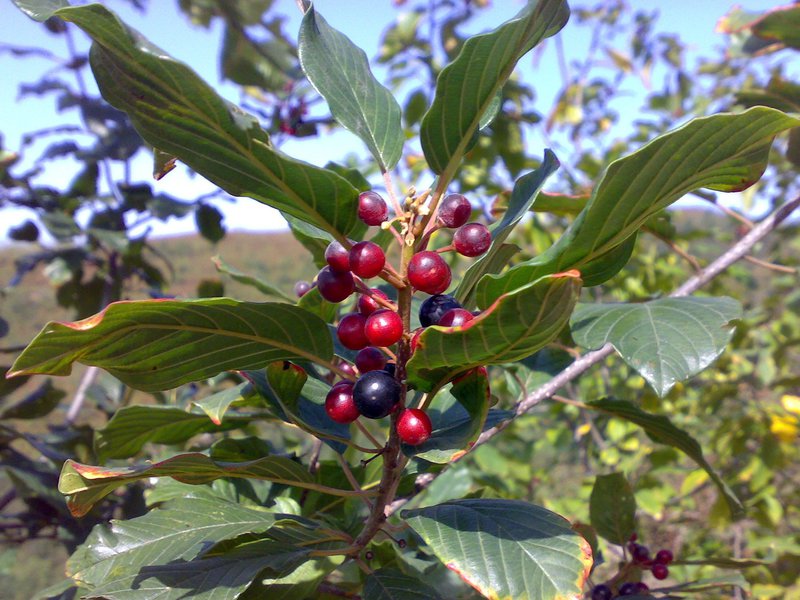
(651, 563), (669, 580)
(355, 346), (386, 373)
(358, 288), (390, 315)
(438, 308), (474, 327)
(365, 309), (403, 347)
(349, 241), (385, 279)
(358, 190), (388, 226)
(408, 251), (451, 294)
(294, 280), (312, 297)
(454, 222), (491, 257)
(438, 193), (472, 228)
(655, 549), (673, 564)
(325, 241), (351, 272)
(397, 408), (433, 445)
(338, 361), (356, 378)
(418, 294), (461, 326)
(317, 266), (355, 303)
(325, 383), (360, 423)
(337, 313), (369, 350)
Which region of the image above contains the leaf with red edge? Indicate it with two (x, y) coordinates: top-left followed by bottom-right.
(407, 272), (581, 392)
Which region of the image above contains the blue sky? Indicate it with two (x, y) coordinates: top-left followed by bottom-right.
(0, 0), (786, 240)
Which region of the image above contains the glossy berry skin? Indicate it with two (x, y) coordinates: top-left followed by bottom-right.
(438, 193), (472, 228)
(365, 309), (403, 347)
(454, 222), (491, 257)
(358, 288), (390, 316)
(590, 585), (613, 600)
(438, 308), (474, 327)
(338, 361), (356, 378)
(349, 241), (385, 279)
(631, 543), (650, 563)
(397, 408), (433, 445)
(355, 346), (386, 373)
(617, 582), (640, 596)
(353, 370), (401, 419)
(317, 266), (355, 303)
(655, 549), (673, 564)
(358, 190), (388, 226)
(325, 383), (360, 423)
(419, 294), (461, 327)
(294, 280), (311, 298)
(337, 313), (369, 350)
(324, 241), (350, 272)
(651, 563), (669, 580)
(408, 251), (451, 294)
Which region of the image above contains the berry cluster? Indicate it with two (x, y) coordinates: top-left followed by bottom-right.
(297, 190), (491, 447)
(589, 533), (675, 599)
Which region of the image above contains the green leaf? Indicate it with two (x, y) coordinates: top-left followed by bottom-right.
(192, 381), (266, 425)
(299, 6), (403, 170)
(407, 271), (581, 391)
(751, 5), (800, 49)
(403, 499), (592, 600)
(212, 256), (295, 302)
(421, 0), (569, 176)
(30, 2), (360, 239)
(571, 296), (742, 396)
(476, 107), (800, 305)
(363, 568), (444, 600)
(456, 151), (559, 306)
(297, 287), (337, 323)
(0, 379), (64, 419)
(66, 496), (311, 598)
(587, 398), (745, 520)
(94, 405), (243, 462)
(589, 472), (637, 545)
(57, 451), (354, 517)
(240, 556), (345, 599)
(9, 298), (335, 392)
(403, 368), (490, 463)
(11, 0), (68, 21)
(658, 572), (749, 594)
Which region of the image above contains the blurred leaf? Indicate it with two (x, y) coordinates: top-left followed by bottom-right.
(195, 203), (225, 243)
(407, 272), (581, 391)
(403, 499), (591, 600)
(571, 296), (741, 396)
(212, 255), (293, 301)
(9, 299), (335, 392)
(421, 0), (569, 176)
(0, 378), (64, 419)
(299, 6), (403, 170)
(221, 25), (294, 91)
(750, 6), (800, 50)
(476, 108), (800, 304)
(587, 398), (745, 520)
(192, 381), (266, 425)
(589, 472), (637, 545)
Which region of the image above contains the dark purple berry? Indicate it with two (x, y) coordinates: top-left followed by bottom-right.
(353, 370), (401, 419)
(631, 543), (650, 563)
(358, 190), (388, 226)
(655, 549), (673, 564)
(652, 563), (669, 580)
(355, 346), (386, 373)
(408, 251), (451, 294)
(438, 193), (472, 228)
(618, 582), (639, 596)
(453, 222), (491, 257)
(324, 241), (350, 272)
(349, 241), (385, 279)
(294, 280), (312, 298)
(419, 294), (461, 327)
(591, 585), (613, 600)
(317, 266), (354, 303)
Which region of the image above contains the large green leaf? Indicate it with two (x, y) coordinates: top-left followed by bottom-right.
(363, 568), (444, 600)
(476, 107), (800, 305)
(589, 472), (637, 545)
(455, 150), (559, 307)
(407, 271), (581, 391)
(192, 382), (268, 426)
(420, 0), (569, 176)
(570, 296), (742, 396)
(17, 2), (361, 239)
(587, 398), (745, 520)
(66, 496), (312, 599)
(9, 299), (335, 392)
(403, 499), (592, 600)
(94, 405), (245, 462)
(58, 452), (333, 517)
(299, 6), (403, 170)
(402, 368), (490, 463)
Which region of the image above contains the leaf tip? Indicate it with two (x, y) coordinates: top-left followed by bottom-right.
(554, 269), (582, 279)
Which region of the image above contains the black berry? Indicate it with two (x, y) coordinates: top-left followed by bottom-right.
(438, 193), (472, 228)
(353, 370), (401, 419)
(349, 241), (385, 279)
(591, 585), (613, 600)
(631, 543), (650, 563)
(453, 222), (491, 257)
(617, 582), (639, 596)
(317, 266), (355, 303)
(358, 190), (388, 226)
(419, 294), (461, 327)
